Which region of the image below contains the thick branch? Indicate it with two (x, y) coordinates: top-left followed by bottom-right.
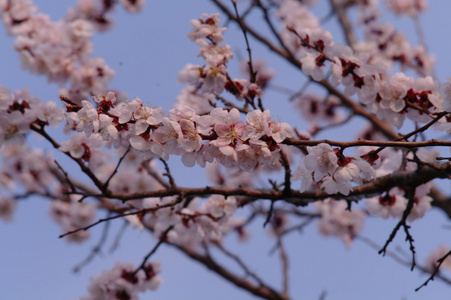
(283, 138), (451, 149)
(329, 0), (357, 47)
(75, 163), (450, 208)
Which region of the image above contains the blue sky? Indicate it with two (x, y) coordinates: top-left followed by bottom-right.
(1, 1), (450, 299)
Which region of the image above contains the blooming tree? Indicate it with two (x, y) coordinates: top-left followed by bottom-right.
(1, 0), (451, 299)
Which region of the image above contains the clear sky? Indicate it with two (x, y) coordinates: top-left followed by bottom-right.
(1, 1), (451, 299)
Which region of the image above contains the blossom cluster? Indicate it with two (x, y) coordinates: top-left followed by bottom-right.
(0, 0), (144, 102)
(355, 0), (433, 75)
(0, 143), (57, 193)
(178, 13), (265, 110)
(311, 146), (439, 247)
(297, 143), (376, 196)
(277, 0), (450, 130)
(0, 86), (64, 146)
(78, 261), (162, 300)
(64, 92), (293, 172)
(364, 147), (436, 221)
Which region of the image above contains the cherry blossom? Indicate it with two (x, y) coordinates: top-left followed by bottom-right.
(78, 261), (162, 300)
(366, 187), (408, 219)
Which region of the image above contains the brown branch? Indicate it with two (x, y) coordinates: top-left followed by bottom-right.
(329, 0), (357, 47)
(254, 0), (298, 65)
(103, 146), (131, 192)
(31, 125), (106, 194)
(216, 95), (250, 113)
(263, 200), (276, 228)
(53, 160), (77, 193)
(160, 158), (176, 188)
(71, 162), (450, 209)
(141, 160), (171, 189)
(171, 243), (289, 300)
(283, 137), (451, 149)
(214, 242), (266, 286)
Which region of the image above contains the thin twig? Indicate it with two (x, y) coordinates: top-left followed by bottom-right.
(216, 95), (250, 113)
(416, 250), (451, 291)
(141, 160), (171, 189)
(279, 216), (316, 237)
(160, 158), (176, 188)
(379, 188), (416, 271)
(172, 242), (289, 300)
(131, 225), (174, 277)
(255, 0), (297, 64)
(73, 212), (112, 273)
(59, 201), (177, 238)
(231, 0), (257, 85)
(214, 242), (265, 285)
(109, 220), (129, 253)
(356, 235), (451, 289)
(53, 160), (77, 193)
(263, 200), (276, 228)
(103, 146), (131, 192)
(30, 125), (105, 193)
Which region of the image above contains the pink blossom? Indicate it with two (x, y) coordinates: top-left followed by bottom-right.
(200, 195), (237, 218)
(153, 118), (183, 155)
(79, 261), (163, 300)
(366, 188), (407, 219)
(72, 100), (99, 136)
(187, 14), (226, 44)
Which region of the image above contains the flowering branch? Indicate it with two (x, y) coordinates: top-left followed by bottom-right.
(2, 1), (451, 299)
